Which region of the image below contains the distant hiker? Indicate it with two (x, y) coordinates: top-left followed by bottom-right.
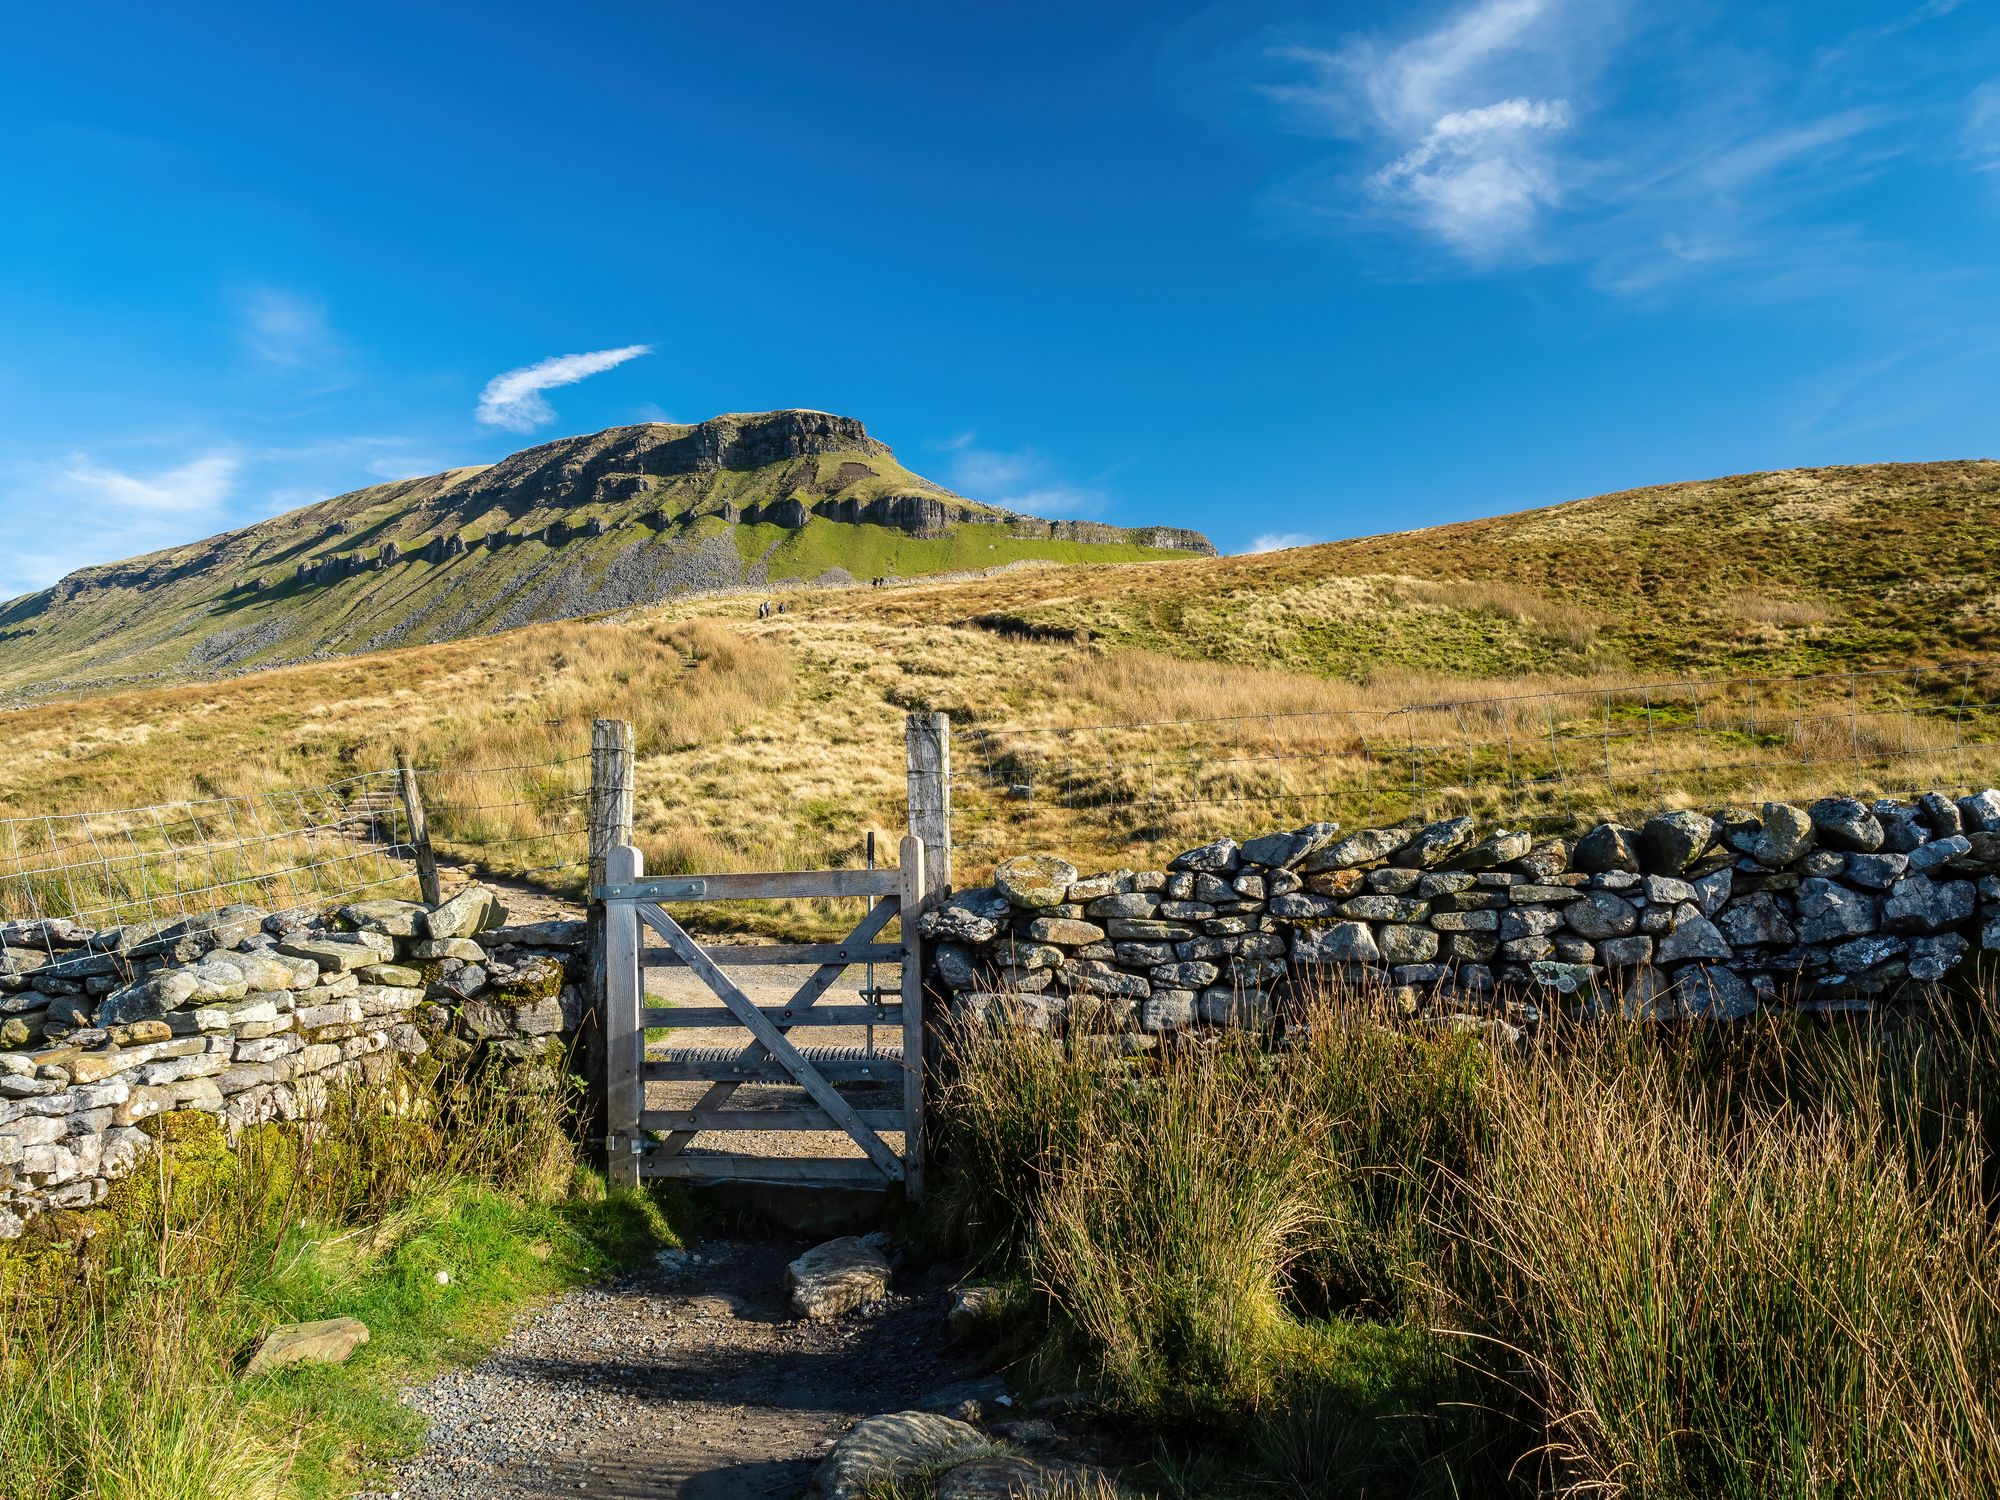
(757, 600), (770, 619)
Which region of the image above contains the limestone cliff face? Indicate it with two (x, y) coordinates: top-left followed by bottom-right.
(0, 408), (1216, 699)
(469, 411), (895, 509)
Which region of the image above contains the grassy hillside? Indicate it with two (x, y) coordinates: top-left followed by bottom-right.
(4, 459), (1997, 933)
(0, 410), (1209, 702)
(815, 460), (2000, 679)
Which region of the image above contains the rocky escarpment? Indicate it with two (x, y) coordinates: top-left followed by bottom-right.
(921, 789), (2000, 1036)
(0, 409), (1214, 699)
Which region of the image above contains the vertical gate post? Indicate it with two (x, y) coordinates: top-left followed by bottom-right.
(898, 836), (927, 1201)
(904, 711), (951, 907)
(395, 751), (443, 906)
(583, 719), (635, 1163)
(603, 843), (644, 1189)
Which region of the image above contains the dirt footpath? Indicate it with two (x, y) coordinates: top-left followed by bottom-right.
(362, 1238), (981, 1500)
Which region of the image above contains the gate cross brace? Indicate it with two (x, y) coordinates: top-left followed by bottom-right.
(654, 894), (901, 1159)
(639, 899), (905, 1180)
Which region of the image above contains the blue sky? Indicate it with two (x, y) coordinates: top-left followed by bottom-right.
(2, 0), (1998, 594)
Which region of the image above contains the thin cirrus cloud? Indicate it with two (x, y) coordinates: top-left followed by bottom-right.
(943, 436), (1106, 517)
(475, 344), (653, 433)
(0, 450), (240, 597)
(1968, 80), (2000, 166)
(1243, 0), (1974, 292)
(237, 288), (340, 369)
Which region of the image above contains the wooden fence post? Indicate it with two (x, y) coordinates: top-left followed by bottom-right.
(395, 752), (443, 906)
(603, 843), (644, 1189)
(899, 835), (927, 1201)
(903, 713), (949, 1201)
(904, 711), (951, 907)
(582, 719), (635, 1162)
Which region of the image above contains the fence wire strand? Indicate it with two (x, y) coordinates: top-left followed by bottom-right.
(0, 753), (593, 992)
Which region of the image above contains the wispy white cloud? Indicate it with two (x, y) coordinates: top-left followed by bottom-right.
(0, 449), (240, 597)
(1967, 80), (2000, 167)
(1245, 531), (1322, 554)
(1245, 0), (1933, 291)
(475, 344), (652, 432)
(1259, 0), (1591, 258)
(945, 442), (1106, 517)
(1817, 0), (1965, 67)
(932, 430), (978, 451)
(1368, 96), (1573, 255)
(237, 288), (339, 369)
(58, 451), (237, 516)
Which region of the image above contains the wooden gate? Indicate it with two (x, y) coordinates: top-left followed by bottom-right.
(597, 838), (928, 1196)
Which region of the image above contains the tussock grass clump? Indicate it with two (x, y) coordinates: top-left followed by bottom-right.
(1031, 1049), (1326, 1422)
(928, 986), (2000, 1498)
(1452, 1015), (2000, 1498)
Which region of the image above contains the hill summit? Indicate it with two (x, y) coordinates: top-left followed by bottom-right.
(0, 409), (1213, 698)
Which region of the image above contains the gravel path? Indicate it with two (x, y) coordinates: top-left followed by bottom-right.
(361, 1237), (981, 1500)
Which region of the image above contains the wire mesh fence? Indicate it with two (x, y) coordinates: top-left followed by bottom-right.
(0, 752), (594, 988)
(947, 660), (2000, 872)
(415, 751), (593, 887)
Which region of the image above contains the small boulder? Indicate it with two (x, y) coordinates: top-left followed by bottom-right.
(806, 1411), (989, 1500)
(1572, 823), (1643, 875)
(1809, 796), (1885, 853)
(1564, 891), (1639, 940)
(1796, 878), (1878, 943)
(1169, 838), (1239, 873)
(1302, 826), (1414, 871)
(1641, 812), (1716, 875)
(1752, 802), (1815, 866)
(1918, 791), (1964, 837)
(1882, 874), (1977, 935)
(1393, 817), (1477, 869)
(1458, 829), (1532, 870)
(1959, 789), (2000, 833)
(787, 1236), (893, 1321)
(1674, 966), (1758, 1021)
(1655, 913), (1732, 964)
(993, 855), (1079, 910)
(244, 1317), (369, 1376)
(947, 1283), (1007, 1339)
(338, 899), (431, 937)
(1239, 822), (1339, 869)
(425, 886), (507, 940)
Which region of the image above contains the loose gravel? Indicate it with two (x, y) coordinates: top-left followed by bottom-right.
(359, 1237), (979, 1500)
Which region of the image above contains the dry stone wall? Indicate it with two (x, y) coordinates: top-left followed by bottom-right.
(0, 888), (586, 1240)
(919, 791), (2000, 1036)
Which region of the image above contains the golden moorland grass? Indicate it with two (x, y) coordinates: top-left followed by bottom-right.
(5, 580), (1996, 943)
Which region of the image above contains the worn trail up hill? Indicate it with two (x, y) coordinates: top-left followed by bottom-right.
(0, 410), (1212, 701)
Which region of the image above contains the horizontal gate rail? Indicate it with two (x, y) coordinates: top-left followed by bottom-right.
(641, 1107), (907, 1133)
(641, 940), (902, 967)
(644, 1003), (903, 1029)
(599, 869), (901, 902)
(642, 1156), (895, 1184)
(642, 1052), (903, 1085)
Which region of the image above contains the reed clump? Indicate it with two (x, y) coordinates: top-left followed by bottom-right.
(928, 978), (2000, 1497)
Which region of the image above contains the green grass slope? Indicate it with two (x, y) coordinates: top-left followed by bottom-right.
(837, 461), (2000, 680)
(0, 410), (1210, 701)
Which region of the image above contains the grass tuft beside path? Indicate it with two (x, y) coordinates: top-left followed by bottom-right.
(0, 1066), (680, 1500)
